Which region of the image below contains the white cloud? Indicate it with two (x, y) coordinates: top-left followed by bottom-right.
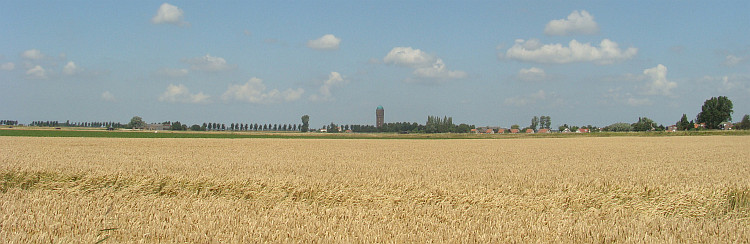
(158, 84), (210, 104)
(156, 67), (189, 78)
(518, 67), (546, 81)
(1, 62), (14, 71)
(309, 72), (347, 101)
(151, 3), (188, 26)
(26, 65), (47, 79)
(384, 47), (434, 67)
(384, 47), (466, 82)
(222, 77), (304, 104)
(62, 61), (81, 75)
(101, 91), (116, 102)
(183, 54), (235, 72)
(504, 39), (637, 64)
(724, 55), (745, 66)
(642, 64), (677, 96)
(21, 49), (45, 60)
(307, 34), (341, 50)
(544, 10), (599, 36)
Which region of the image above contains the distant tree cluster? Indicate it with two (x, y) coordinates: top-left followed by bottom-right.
(696, 96), (733, 129)
(1, 120), (19, 126)
(202, 122), (300, 132)
(30, 120), (124, 128)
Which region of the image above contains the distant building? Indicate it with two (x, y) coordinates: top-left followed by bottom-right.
(525, 128), (535, 133)
(510, 129), (520, 133)
(667, 125), (678, 132)
(145, 123), (170, 130)
(537, 129), (550, 133)
(720, 122), (734, 130)
(578, 128), (590, 133)
(376, 105), (384, 128)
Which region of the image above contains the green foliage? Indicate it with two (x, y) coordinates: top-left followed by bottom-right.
(170, 121), (184, 131)
(190, 124), (202, 131)
(530, 116), (539, 131)
(604, 122), (632, 132)
(632, 117), (656, 132)
(539, 116), (552, 129)
(127, 116), (146, 129)
(738, 115), (750, 130)
(696, 96), (733, 129)
(511, 124), (520, 130)
(677, 114), (691, 131)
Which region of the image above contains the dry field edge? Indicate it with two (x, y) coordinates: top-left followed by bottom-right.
(2, 136), (750, 242)
(2, 127), (749, 139)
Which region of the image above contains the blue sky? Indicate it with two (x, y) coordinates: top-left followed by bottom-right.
(2, 1), (749, 128)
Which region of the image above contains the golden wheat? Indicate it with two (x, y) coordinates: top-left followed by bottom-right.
(1, 136), (749, 242)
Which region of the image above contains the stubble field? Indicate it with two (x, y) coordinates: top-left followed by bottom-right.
(1, 136), (749, 242)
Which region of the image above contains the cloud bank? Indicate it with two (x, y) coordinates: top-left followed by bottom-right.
(505, 39), (637, 64)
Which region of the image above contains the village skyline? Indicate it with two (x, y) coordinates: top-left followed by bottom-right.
(2, 1), (749, 127)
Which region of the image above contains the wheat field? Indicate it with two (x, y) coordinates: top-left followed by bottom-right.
(1, 136), (749, 242)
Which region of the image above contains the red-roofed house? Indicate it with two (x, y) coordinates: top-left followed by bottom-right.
(510, 129), (519, 133)
(525, 129), (534, 133)
(578, 128), (590, 133)
(497, 128), (505, 134)
(537, 128), (550, 133)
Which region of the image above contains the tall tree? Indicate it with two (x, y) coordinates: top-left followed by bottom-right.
(737, 114), (750, 130)
(677, 114), (691, 131)
(530, 116), (539, 131)
(696, 96), (733, 129)
(127, 116), (146, 129)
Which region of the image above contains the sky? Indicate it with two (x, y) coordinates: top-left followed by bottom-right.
(2, 1), (749, 128)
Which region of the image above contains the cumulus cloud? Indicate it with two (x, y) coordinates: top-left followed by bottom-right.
(384, 47), (434, 67)
(724, 55), (745, 66)
(1, 62), (14, 71)
(62, 61), (81, 75)
(21, 49), (45, 60)
(101, 91), (116, 102)
(518, 67), (546, 81)
(26, 65), (47, 79)
(156, 67), (189, 78)
(642, 64), (677, 96)
(307, 34), (341, 50)
(158, 84), (210, 104)
(544, 10), (599, 36)
(151, 3), (188, 26)
(504, 39), (637, 64)
(384, 47), (466, 82)
(309, 72), (346, 101)
(222, 77), (304, 104)
(183, 54), (235, 72)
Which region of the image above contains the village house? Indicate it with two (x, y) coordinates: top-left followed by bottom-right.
(510, 129), (519, 133)
(525, 128), (534, 133)
(666, 125), (678, 132)
(720, 122), (734, 130)
(537, 128), (550, 133)
(577, 128), (590, 133)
